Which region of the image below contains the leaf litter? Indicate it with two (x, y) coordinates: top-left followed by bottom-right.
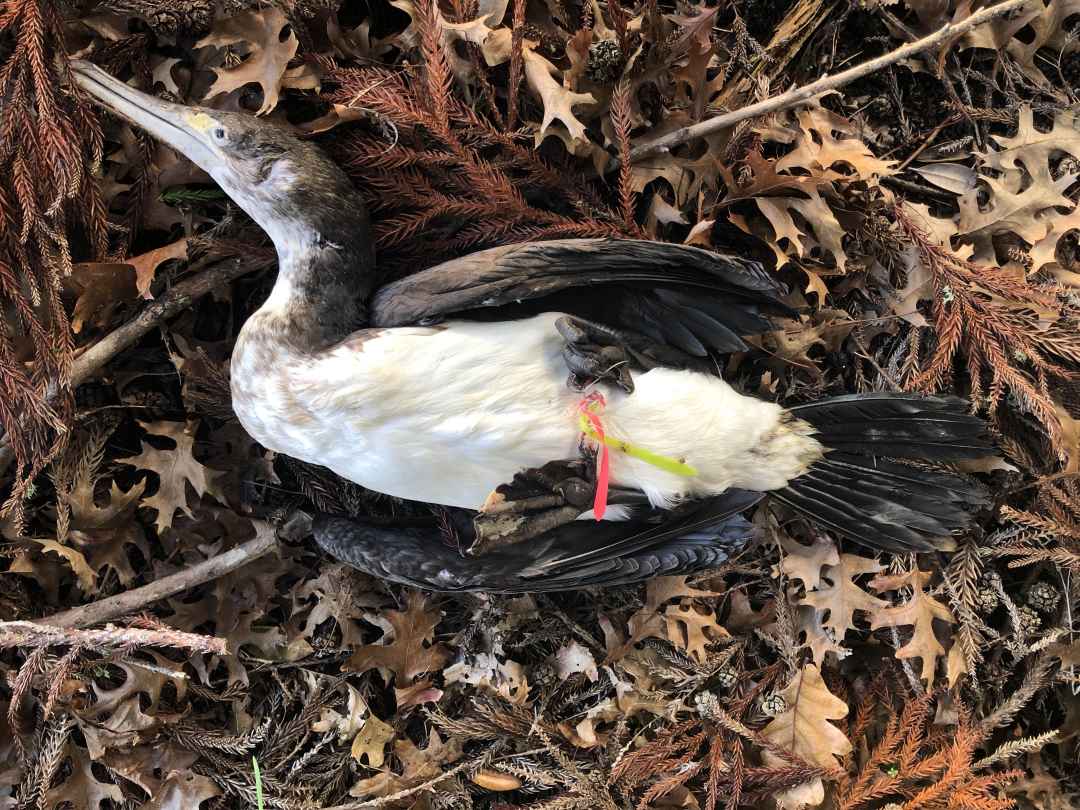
(2, 1), (1080, 809)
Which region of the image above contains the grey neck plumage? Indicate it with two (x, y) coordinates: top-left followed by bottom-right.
(257, 198), (376, 354)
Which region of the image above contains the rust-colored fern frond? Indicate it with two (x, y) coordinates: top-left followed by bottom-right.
(0, 0), (108, 527)
(836, 690), (1021, 810)
(894, 203), (1079, 459)
(609, 665), (818, 810)
(610, 79), (642, 237)
(321, 63), (630, 277)
(993, 478), (1080, 570)
(506, 0), (525, 131)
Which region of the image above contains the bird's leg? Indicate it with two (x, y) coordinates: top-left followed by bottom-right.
(469, 459), (597, 555)
(556, 316), (637, 394)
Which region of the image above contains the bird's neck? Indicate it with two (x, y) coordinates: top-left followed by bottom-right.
(254, 219), (376, 354)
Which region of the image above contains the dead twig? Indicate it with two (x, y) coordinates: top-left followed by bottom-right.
(0, 620), (227, 654)
(0, 255), (270, 476)
(322, 754), (484, 809)
(627, 0), (1031, 164)
(40, 525), (279, 629)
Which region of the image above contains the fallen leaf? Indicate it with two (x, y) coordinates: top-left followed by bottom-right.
(471, 770), (522, 791)
(348, 729), (462, 800)
(1053, 398), (1080, 474)
(775, 534), (839, 590)
(79, 695), (159, 758)
(775, 107), (896, 181)
(297, 563), (388, 648)
(797, 605), (849, 663)
(196, 8), (299, 114)
(117, 420), (225, 534)
(800, 553), (887, 640)
(345, 589), (450, 685)
(127, 238), (188, 298)
(663, 603), (729, 663)
(762, 663), (851, 808)
(554, 640), (599, 682)
(351, 713), (395, 767)
(31, 539), (96, 593)
(911, 162), (977, 195)
(150, 56), (182, 95)
(523, 45), (596, 145)
(44, 741), (124, 810)
(64, 263), (138, 333)
(869, 568), (956, 685)
(609, 575), (722, 661)
(138, 771), (222, 810)
(66, 478), (146, 532)
(395, 679), (444, 708)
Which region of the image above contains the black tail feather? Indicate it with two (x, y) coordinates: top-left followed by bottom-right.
(778, 394), (994, 552)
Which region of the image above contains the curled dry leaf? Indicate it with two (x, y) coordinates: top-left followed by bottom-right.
(25, 539), (96, 593)
(345, 589), (450, 685)
(117, 420), (226, 534)
(761, 663), (851, 808)
(554, 639), (599, 681)
(196, 7), (299, 114)
(471, 769), (523, 791)
(523, 46), (597, 145)
(64, 263), (138, 334)
(869, 567), (956, 685)
(127, 237), (189, 298)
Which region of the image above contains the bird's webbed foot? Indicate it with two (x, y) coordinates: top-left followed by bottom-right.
(469, 459), (596, 556)
(556, 316), (638, 394)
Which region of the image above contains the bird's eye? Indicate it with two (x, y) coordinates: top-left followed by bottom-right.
(212, 127), (227, 141)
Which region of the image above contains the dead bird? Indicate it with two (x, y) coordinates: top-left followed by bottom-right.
(70, 60), (996, 592)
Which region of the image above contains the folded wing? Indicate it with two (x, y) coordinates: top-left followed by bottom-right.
(371, 238), (792, 369)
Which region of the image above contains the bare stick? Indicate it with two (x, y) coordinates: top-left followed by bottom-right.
(322, 756), (482, 809)
(628, 0), (1032, 163)
(41, 526), (278, 629)
(0, 255), (269, 476)
(0, 621), (227, 654)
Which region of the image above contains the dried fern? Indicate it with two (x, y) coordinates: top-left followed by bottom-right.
(895, 203), (1080, 459)
(0, 1), (110, 525)
(836, 688), (1021, 810)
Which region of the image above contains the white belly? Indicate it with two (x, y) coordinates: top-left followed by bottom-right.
(231, 312), (820, 510)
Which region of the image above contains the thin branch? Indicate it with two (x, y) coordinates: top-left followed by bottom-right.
(322, 754), (484, 809)
(0, 620), (227, 654)
(40, 525), (279, 629)
(69, 255), (268, 388)
(0, 255), (269, 476)
(627, 0), (1031, 163)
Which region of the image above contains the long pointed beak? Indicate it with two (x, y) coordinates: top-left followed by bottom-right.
(70, 59), (218, 172)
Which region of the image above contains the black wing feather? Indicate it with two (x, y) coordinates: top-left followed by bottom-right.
(370, 238), (791, 367)
(312, 490), (762, 593)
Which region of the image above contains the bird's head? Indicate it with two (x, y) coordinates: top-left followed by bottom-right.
(70, 60), (371, 271)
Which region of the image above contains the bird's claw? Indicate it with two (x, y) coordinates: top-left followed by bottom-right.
(556, 316), (635, 394)
(469, 460), (596, 556)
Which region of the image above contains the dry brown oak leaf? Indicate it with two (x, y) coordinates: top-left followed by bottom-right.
(869, 568), (956, 685)
(117, 420), (225, 534)
(800, 553), (887, 640)
(345, 589), (451, 686)
(312, 683), (396, 766)
(775, 534), (840, 590)
(196, 7), (299, 115)
(761, 663), (851, 808)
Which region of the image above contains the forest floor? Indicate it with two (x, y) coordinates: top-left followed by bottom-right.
(3, 0), (1080, 808)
